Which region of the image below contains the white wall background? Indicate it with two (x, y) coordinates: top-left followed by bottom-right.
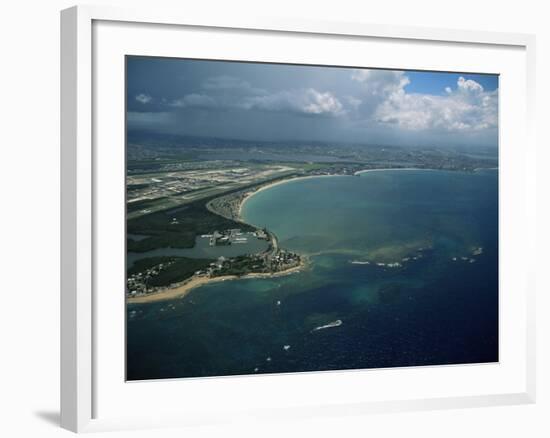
(0, 1), (547, 436)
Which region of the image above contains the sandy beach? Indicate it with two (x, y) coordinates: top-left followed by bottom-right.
(354, 167), (434, 175)
(127, 259), (308, 304)
(237, 168), (443, 219)
(127, 275), (234, 304)
(130, 167), (436, 305)
(237, 174), (347, 220)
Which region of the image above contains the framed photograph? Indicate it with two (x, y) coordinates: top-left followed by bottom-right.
(61, 5), (536, 432)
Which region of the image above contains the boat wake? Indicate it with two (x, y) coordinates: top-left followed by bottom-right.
(312, 319), (342, 332)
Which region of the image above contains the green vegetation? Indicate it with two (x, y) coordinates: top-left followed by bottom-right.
(127, 197), (170, 214)
(127, 183), (152, 191)
(300, 162), (334, 171)
(127, 199), (255, 252)
(127, 155), (197, 173)
(215, 255), (265, 277)
(263, 161), (328, 172)
(128, 256), (213, 287)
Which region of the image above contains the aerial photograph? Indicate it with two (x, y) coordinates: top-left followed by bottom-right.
(125, 56), (499, 381)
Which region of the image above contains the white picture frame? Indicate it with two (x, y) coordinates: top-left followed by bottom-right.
(60, 4), (537, 433)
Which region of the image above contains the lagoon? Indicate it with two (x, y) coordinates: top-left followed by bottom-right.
(127, 232), (270, 268)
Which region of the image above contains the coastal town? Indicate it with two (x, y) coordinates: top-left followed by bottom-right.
(127, 135), (498, 221)
(127, 222), (304, 301)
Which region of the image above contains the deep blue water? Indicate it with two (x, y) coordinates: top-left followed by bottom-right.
(127, 169), (498, 380)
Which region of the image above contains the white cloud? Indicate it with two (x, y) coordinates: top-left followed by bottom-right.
(168, 87), (344, 117)
(241, 88), (344, 116)
(303, 90), (344, 115)
(135, 93), (152, 104)
(352, 69), (410, 97)
(349, 70), (410, 118)
(353, 72), (497, 132)
(170, 75), (344, 116)
(457, 76), (484, 93)
(147, 71), (496, 135)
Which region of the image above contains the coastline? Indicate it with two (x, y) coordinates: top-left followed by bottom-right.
(354, 167), (436, 175)
(238, 167), (438, 219)
(127, 258), (308, 304)
(237, 174), (348, 220)
(238, 166), (500, 217)
(128, 166), (497, 305)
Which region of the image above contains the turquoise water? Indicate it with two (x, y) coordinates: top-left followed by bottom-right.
(127, 170), (498, 380)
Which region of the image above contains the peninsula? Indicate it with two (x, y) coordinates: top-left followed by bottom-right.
(126, 136), (498, 304)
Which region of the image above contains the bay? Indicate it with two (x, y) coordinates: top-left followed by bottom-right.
(127, 169), (498, 380)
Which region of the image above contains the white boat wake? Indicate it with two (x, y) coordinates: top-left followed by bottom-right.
(312, 319), (342, 332)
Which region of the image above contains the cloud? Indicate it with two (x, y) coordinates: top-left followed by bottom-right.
(133, 71), (496, 138)
(350, 70), (410, 119)
(345, 96), (362, 109)
(201, 75), (265, 96)
(135, 93), (152, 104)
(166, 84), (344, 117)
(127, 111), (173, 127)
(457, 76), (484, 93)
(352, 69), (410, 97)
(170, 93), (217, 109)
(352, 72), (497, 132)
(203, 75), (252, 91)
(241, 88), (344, 116)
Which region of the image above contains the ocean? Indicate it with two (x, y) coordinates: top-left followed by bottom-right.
(127, 169), (498, 380)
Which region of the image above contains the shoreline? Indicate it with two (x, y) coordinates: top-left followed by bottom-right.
(354, 167), (436, 175)
(127, 258), (308, 304)
(238, 166), (499, 219)
(237, 174), (342, 220)
(237, 167), (448, 220)
(128, 166), (496, 304)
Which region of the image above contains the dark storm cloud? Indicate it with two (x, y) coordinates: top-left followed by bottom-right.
(126, 57), (499, 147)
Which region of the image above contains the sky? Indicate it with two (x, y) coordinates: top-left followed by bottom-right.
(127, 56), (499, 148)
